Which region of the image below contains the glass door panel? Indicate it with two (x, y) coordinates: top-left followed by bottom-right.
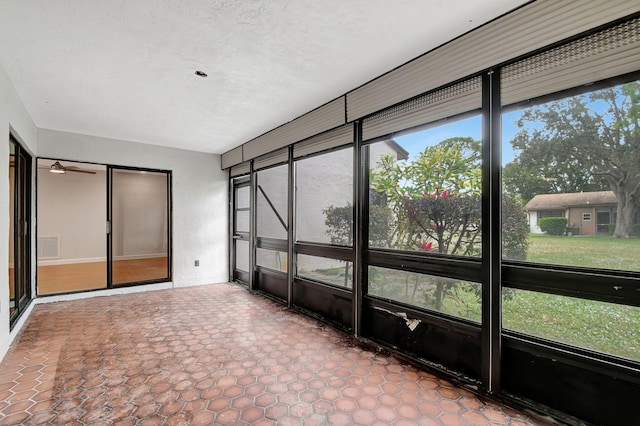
(232, 180), (250, 283)
(10, 138), (32, 321)
(37, 159), (106, 295)
(111, 168), (170, 285)
(8, 141), (16, 316)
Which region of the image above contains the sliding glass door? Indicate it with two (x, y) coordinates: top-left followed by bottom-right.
(110, 168), (170, 285)
(36, 159), (107, 294)
(9, 135), (32, 324)
(36, 160), (171, 295)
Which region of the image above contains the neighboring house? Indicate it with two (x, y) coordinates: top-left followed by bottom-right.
(525, 191), (617, 235)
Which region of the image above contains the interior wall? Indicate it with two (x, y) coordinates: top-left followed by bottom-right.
(37, 167), (106, 263)
(112, 171), (168, 258)
(0, 64), (37, 360)
(36, 128), (228, 288)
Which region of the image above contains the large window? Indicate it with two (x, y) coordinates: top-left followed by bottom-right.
(503, 289), (640, 362)
(502, 80), (640, 272)
(256, 165), (288, 241)
(368, 115), (482, 257)
(501, 79), (640, 362)
(256, 163), (288, 275)
(369, 266), (480, 322)
(295, 148), (353, 245)
(294, 147), (354, 289)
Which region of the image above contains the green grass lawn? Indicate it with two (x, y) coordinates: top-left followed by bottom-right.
(367, 233), (640, 362)
(525, 233), (640, 271)
(505, 233), (640, 362)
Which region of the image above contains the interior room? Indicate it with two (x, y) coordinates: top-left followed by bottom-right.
(1, 1), (639, 425)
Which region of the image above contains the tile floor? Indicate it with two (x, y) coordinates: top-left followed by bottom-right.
(0, 283), (553, 425)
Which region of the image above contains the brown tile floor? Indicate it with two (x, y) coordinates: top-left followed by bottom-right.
(0, 283), (553, 425)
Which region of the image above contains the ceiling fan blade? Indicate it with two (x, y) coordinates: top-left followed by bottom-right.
(65, 167), (96, 174)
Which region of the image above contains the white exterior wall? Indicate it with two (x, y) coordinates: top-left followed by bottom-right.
(528, 211), (541, 234)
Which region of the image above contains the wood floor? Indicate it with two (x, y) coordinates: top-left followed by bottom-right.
(37, 257), (168, 295)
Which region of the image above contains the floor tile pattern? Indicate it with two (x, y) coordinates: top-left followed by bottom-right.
(0, 283), (552, 425)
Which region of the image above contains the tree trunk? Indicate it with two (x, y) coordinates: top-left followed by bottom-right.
(434, 281), (444, 311)
(613, 189), (636, 238)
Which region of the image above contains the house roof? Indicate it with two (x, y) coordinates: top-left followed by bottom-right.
(384, 139), (410, 161)
(525, 191), (617, 210)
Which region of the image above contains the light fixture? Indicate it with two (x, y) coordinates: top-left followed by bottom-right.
(49, 161), (66, 174)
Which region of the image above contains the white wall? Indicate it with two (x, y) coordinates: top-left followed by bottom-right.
(528, 211), (542, 234)
(0, 64), (228, 363)
(112, 170), (168, 258)
(37, 167), (106, 263)
(0, 64), (37, 360)
(37, 129), (229, 289)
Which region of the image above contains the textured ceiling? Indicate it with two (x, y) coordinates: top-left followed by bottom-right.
(0, 0), (528, 154)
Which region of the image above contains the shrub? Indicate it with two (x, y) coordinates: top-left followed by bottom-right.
(539, 217), (567, 235)
(502, 195), (529, 260)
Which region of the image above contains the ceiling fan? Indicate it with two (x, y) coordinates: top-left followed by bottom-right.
(39, 161), (96, 175)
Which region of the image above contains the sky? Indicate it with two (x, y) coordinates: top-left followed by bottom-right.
(394, 112), (522, 166)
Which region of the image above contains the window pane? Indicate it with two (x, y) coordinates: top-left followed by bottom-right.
(297, 254), (352, 289)
(368, 266), (481, 322)
(236, 210), (249, 233)
(256, 248), (287, 272)
(235, 240), (249, 272)
(502, 80), (640, 272)
(37, 160), (108, 294)
(296, 148), (353, 245)
(503, 289), (640, 362)
(8, 142), (15, 314)
(112, 169), (169, 285)
(368, 115), (482, 257)
(236, 185), (250, 209)
(257, 165), (288, 239)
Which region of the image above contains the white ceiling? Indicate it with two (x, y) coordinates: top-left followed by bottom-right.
(0, 0), (529, 155)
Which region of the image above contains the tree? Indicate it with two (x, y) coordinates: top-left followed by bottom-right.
(370, 137), (482, 255)
(510, 81), (640, 238)
(503, 159), (608, 204)
(502, 194), (529, 260)
(370, 137), (483, 311)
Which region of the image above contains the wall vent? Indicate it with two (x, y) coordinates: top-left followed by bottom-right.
(37, 236), (59, 259)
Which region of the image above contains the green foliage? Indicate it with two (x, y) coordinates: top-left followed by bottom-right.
(323, 204), (353, 245)
(370, 137), (482, 255)
(509, 81), (640, 238)
(503, 160), (554, 204)
(538, 217), (567, 235)
(502, 195), (529, 260)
